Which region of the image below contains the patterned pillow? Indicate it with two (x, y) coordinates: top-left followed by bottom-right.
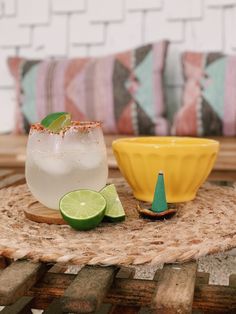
(172, 52), (236, 136)
(8, 41), (169, 135)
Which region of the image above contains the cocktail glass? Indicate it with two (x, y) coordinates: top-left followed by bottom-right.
(25, 121), (108, 210)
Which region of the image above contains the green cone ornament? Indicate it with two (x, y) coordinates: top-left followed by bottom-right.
(137, 171), (177, 219)
(151, 171), (168, 213)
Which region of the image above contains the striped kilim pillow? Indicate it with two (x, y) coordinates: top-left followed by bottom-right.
(172, 52), (236, 136)
(8, 40), (169, 135)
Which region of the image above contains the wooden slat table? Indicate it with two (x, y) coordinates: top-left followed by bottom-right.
(0, 169), (235, 313)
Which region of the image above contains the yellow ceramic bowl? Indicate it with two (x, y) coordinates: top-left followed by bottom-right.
(112, 137), (219, 203)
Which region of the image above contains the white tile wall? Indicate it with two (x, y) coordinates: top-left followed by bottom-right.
(32, 15), (68, 56)
(0, 89), (15, 133)
(102, 11), (143, 53)
(1, 0), (236, 133)
(52, 0), (85, 13)
(69, 45), (88, 58)
(18, 0), (49, 25)
(223, 7), (235, 53)
(126, 0), (162, 11)
(207, 0), (236, 7)
(231, 7), (236, 48)
(1, 0), (16, 16)
(165, 0), (202, 20)
(184, 8), (223, 51)
(88, 0), (124, 22)
(0, 17), (31, 47)
(0, 48), (15, 87)
(70, 13), (105, 44)
(145, 10), (184, 43)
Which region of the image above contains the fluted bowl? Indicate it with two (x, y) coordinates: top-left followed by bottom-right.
(112, 137), (219, 203)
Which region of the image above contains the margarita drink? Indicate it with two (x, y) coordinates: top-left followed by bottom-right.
(25, 121), (108, 209)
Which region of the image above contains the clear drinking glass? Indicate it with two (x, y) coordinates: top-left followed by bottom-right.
(25, 121), (108, 210)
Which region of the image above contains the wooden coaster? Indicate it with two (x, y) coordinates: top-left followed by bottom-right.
(24, 201), (67, 225)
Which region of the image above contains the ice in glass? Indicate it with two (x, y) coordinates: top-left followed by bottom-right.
(25, 121), (108, 210)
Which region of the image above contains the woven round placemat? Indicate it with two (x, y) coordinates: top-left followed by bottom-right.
(0, 180), (236, 267)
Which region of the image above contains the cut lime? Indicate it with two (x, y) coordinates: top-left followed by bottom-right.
(41, 112), (71, 132)
(41, 112), (68, 127)
(59, 190), (106, 231)
(100, 184), (126, 222)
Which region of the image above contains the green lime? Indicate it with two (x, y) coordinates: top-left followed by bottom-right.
(47, 113), (71, 132)
(41, 112), (71, 132)
(100, 184), (126, 222)
(59, 190), (106, 231)
(41, 112), (69, 127)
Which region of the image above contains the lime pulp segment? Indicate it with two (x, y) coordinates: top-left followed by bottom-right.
(60, 190), (106, 219)
(100, 184), (125, 221)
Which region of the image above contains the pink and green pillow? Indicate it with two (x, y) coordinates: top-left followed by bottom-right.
(172, 52), (236, 136)
(8, 40), (169, 135)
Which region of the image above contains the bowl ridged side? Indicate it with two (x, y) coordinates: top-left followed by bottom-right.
(113, 148), (218, 203)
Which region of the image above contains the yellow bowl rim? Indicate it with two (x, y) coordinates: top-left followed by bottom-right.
(112, 136), (220, 149)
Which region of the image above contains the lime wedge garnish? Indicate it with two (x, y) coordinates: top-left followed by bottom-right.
(41, 112), (71, 132)
(59, 190), (106, 230)
(47, 113), (71, 132)
(100, 184), (126, 222)
(41, 112), (68, 127)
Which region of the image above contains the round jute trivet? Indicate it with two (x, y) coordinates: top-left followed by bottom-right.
(0, 180), (236, 267)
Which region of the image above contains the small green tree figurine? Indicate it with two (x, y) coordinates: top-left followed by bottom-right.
(151, 171), (168, 213)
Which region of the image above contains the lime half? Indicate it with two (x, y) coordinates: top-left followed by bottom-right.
(59, 190), (106, 230)
(100, 184), (126, 222)
(41, 112), (71, 132)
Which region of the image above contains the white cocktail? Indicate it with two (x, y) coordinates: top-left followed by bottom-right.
(25, 121), (108, 209)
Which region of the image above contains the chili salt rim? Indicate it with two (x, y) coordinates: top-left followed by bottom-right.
(30, 121), (102, 135)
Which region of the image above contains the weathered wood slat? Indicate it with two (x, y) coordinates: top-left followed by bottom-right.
(42, 299), (63, 314)
(0, 261), (46, 305)
(0, 169), (14, 178)
(0, 296), (33, 314)
(107, 278), (236, 313)
(152, 262), (198, 314)
(208, 170), (236, 182)
(62, 266), (117, 313)
(27, 272), (74, 309)
(0, 158), (25, 169)
(0, 173), (25, 189)
(153, 269), (161, 281)
(0, 257), (6, 270)
(103, 278), (156, 308)
(26, 270), (236, 312)
(229, 274), (236, 287)
(193, 284), (236, 312)
(48, 263), (68, 273)
(94, 303), (112, 314)
(195, 272), (210, 285)
(154, 268), (209, 285)
(109, 266), (139, 314)
(109, 305), (140, 314)
(116, 267), (135, 279)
